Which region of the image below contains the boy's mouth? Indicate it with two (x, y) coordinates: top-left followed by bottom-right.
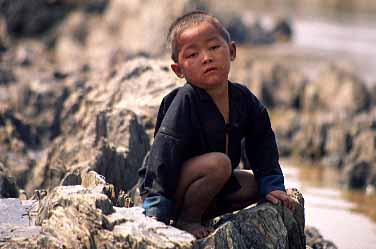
(204, 67), (217, 74)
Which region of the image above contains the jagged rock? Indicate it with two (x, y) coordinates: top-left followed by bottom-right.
(0, 0), (108, 37)
(25, 107), (149, 195)
(290, 115), (330, 160)
(302, 65), (371, 114)
(0, 162), (18, 198)
(305, 226), (338, 249)
(346, 129), (376, 164)
(342, 161), (372, 190)
(36, 185), (114, 225)
(323, 124), (352, 168)
(116, 189), (134, 208)
(1, 181), (306, 249)
(11, 57), (177, 196)
(272, 110), (301, 157)
(54, 0), (207, 68)
(240, 61), (306, 109)
(196, 188), (305, 249)
(2, 183), (195, 248)
(106, 207), (195, 248)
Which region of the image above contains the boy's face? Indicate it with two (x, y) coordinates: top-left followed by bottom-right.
(171, 21), (236, 90)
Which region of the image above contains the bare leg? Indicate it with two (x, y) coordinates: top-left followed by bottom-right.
(203, 169), (259, 220)
(174, 152), (232, 239)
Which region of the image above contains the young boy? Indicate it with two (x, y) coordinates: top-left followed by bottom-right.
(139, 11), (295, 239)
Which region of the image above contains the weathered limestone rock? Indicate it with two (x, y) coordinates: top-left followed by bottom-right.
(26, 107), (150, 195)
(290, 115), (330, 160)
(36, 185), (113, 225)
(1, 174), (306, 249)
(196, 188), (305, 249)
(0, 0), (108, 37)
(323, 124), (352, 168)
(271, 109), (301, 157)
(225, 16), (293, 45)
(54, 0), (206, 67)
(240, 61), (306, 109)
(106, 207), (195, 249)
(1, 56), (181, 196)
(302, 65), (371, 114)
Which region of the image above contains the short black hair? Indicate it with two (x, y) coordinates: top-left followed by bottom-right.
(167, 11), (231, 63)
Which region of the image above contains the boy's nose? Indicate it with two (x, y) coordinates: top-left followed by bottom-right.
(202, 51), (213, 64)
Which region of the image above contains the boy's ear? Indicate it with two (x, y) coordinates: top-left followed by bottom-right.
(171, 63), (184, 78)
(229, 41), (236, 61)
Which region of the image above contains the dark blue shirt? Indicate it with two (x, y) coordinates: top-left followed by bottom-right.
(139, 81), (285, 220)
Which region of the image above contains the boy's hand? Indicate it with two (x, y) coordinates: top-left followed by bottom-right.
(266, 190), (296, 210)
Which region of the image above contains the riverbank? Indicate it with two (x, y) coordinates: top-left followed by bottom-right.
(282, 159), (376, 249)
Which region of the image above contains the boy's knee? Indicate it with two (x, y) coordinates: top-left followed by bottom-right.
(206, 152), (232, 180)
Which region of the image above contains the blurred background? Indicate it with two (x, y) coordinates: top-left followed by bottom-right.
(1, 1), (376, 248)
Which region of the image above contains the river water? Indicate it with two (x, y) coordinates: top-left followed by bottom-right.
(282, 160), (376, 249)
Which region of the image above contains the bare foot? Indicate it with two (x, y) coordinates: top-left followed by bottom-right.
(175, 219), (212, 239)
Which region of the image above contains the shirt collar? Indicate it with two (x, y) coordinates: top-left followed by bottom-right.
(188, 81), (241, 102)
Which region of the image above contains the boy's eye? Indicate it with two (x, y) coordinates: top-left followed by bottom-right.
(187, 52), (198, 58)
(210, 45), (220, 50)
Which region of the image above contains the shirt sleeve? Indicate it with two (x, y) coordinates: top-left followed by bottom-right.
(245, 99), (285, 198)
(142, 88), (197, 199)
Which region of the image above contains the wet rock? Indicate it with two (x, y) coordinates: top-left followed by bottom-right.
(342, 161), (371, 190)
(302, 65), (371, 115)
(305, 226), (338, 249)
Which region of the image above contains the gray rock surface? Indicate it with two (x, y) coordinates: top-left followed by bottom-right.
(301, 65), (371, 115)
(0, 198), (40, 244)
(0, 173), (307, 249)
(305, 226), (338, 249)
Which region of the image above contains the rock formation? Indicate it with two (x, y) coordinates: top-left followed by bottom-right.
(0, 171), (306, 249)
